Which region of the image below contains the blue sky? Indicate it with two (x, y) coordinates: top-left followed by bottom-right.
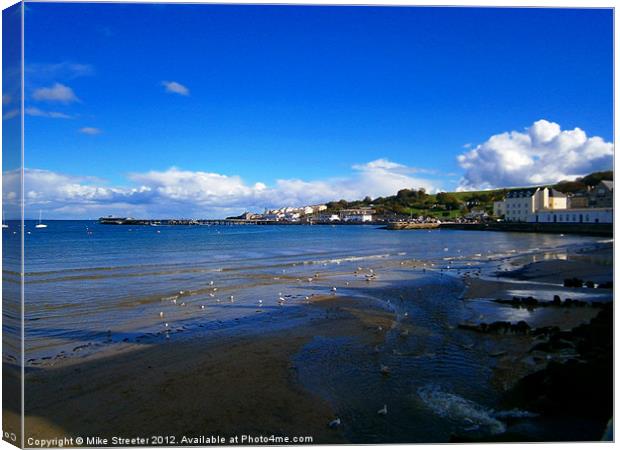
(5, 4), (614, 218)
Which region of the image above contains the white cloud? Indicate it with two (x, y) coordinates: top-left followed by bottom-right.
(79, 127), (102, 135)
(32, 83), (79, 103)
(457, 119), (613, 191)
(10, 159), (440, 219)
(26, 107), (72, 119)
(162, 81), (189, 96)
(26, 62), (94, 80)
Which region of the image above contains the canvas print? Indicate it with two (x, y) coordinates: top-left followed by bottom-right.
(2, 1), (614, 446)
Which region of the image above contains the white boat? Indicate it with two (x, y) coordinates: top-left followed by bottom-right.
(2, 210), (7, 229)
(35, 210), (47, 229)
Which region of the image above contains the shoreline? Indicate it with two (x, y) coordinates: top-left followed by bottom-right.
(10, 239), (613, 444)
(455, 242), (613, 441)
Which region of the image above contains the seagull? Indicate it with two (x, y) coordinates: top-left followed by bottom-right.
(229, 295), (234, 303)
(159, 311), (164, 318)
(331, 287), (337, 292)
(258, 300), (263, 307)
(380, 364), (391, 375)
(328, 418), (341, 429)
(377, 405), (388, 416)
(209, 293), (215, 298)
(278, 297), (285, 306)
(164, 322), (169, 328)
(209, 281), (214, 286)
(201, 305), (205, 309)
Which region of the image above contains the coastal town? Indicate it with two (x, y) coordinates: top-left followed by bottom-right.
(99, 171), (613, 228)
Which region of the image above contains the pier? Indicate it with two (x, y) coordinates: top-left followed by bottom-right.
(98, 217), (283, 226)
(97, 217), (384, 226)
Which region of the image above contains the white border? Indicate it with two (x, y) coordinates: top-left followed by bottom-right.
(0, 2), (616, 450)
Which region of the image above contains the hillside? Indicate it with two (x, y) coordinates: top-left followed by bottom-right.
(324, 170), (613, 219)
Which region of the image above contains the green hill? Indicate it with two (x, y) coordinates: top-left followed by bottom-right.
(325, 170), (612, 219)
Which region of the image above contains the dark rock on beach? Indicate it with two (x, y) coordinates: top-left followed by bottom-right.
(458, 320), (531, 335)
(493, 295), (592, 309)
(500, 304), (613, 440)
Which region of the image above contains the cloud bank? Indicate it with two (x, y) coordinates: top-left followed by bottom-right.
(457, 119), (613, 191)
(6, 159), (440, 219)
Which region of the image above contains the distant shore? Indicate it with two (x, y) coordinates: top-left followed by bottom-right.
(94, 217), (612, 237)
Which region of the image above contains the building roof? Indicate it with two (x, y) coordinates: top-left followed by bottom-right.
(506, 188), (538, 198)
(600, 180), (614, 191)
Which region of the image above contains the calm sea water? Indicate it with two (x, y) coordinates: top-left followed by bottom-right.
(4, 221), (606, 441)
(9, 221), (597, 357)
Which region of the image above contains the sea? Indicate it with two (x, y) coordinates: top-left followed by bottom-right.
(3, 220), (609, 442)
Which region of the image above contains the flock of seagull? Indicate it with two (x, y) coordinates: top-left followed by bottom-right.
(152, 255), (493, 428)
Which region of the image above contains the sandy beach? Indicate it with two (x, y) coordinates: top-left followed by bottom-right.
(6, 233), (612, 445)
(20, 295), (394, 444)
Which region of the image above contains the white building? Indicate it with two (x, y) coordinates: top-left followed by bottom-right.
(318, 214), (340, 222)
(493, 201), (506, 217)
(502, 187), (567, 222)
(531, 208), (612, 224)
(339, 208), (375, 222)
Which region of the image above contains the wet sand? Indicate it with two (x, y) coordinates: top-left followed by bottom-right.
(20, 295), (394, 444)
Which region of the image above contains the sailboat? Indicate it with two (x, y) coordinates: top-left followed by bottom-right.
(35, 210), (47, 229)
(2, 209), (8, 229)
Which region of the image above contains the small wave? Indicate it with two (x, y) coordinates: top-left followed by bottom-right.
(303, 253), (392, 266)
(417, 384), (534, 435)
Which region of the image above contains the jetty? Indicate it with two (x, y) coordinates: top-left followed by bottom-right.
(385, 222), (440, 230)
(98, 217), (282, 226)
(98, 217), (383, 226)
